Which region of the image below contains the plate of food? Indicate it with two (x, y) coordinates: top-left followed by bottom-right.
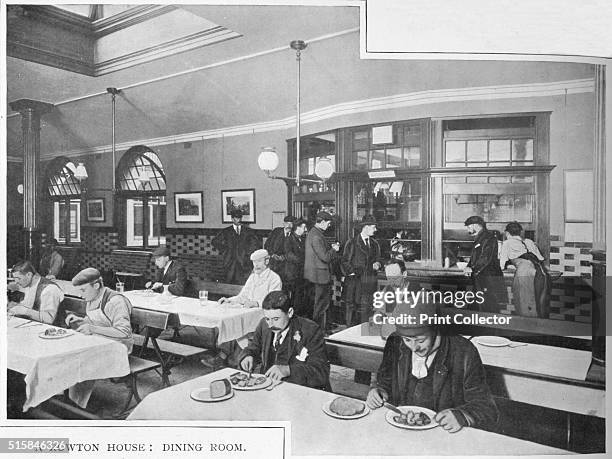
(474, 336), (512, 347)
(39, 328), (74, 339)
(132, 290), (157, 297)
(229, 372), (271, 390)
(191, 379), (234, 402)
(322, 396), (370, 420)
(385, 406), (437, 430)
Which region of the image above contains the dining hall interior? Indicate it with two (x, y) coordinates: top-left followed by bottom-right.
(3, 2), (608, 457)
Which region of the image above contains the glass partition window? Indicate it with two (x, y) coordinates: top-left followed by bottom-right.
(53, 200), (81, 243)
(353, 179), (422, 260)
(126, 197), (166, 247)
(293, 133), (336, 193)
(46, 158), (82, 244)
(351, 121), (422, 170)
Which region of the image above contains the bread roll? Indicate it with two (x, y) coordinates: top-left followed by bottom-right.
(329, 397), (365, 416)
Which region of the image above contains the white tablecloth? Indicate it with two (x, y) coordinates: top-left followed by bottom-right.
(8, 317), (130, 411)
(123, 291), (264, 345)
(329, 324), (593, 381)
(127, 368), (568, 456)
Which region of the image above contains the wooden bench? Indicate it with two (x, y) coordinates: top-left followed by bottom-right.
(131, 308), (207, 386)
(111, 250), (152, 290)
(193, 280), (242, 300)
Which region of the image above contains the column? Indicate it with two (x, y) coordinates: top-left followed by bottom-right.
(589, 65), (605, 377)
(9, 99), (54, 266)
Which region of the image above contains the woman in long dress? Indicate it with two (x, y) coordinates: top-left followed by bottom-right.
(499, 222), (545, 317)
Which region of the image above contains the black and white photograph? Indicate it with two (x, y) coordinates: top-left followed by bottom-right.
(85, 198), (105, 222)
(221, 189), (256, 224)
(174, 192), (203, 223)
(2, 1), (610, 458)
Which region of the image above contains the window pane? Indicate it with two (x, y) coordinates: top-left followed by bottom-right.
(445, 176), (466, 184)
(370, 150), (385, 169)
(445, 141), (465, 163)
(353, 130), (369, 150)
(386, 148), (402, 168)
(403, 123), (421, 145)
(489, 140), (511, 161)
(69, 203), (79, 240)
(470, 162), (488, 167)
(489, 176), (512, 183)
(354, 150), (368, 170)
(466, 176), (488, 183)
(446, 162), (465, 168)
(512, 139), (533, 161)
(58, 203), (67, 240)
(444, 193), (534, 223)
(466, 140), (487, 162)
(512, 175), (533, 183)
(404, 146), (420, 167)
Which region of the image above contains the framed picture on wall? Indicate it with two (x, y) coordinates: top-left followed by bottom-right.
(174, 192), (203, 222)
(221, 189), (256, 223)
(86, 198), (105, 222)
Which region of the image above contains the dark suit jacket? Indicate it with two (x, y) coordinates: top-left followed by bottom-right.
(341, 234), (382, 303)
(212, 224), (260, 283)
(239, 316), (330, 389)
(304, 226), (337, 285)
(152, 260), (192, 297)
(283, 232), (305, 284)
(376, 334), (499, 429)
(265, 227), (292, 275)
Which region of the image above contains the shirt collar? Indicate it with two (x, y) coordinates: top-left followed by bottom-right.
(273, 325), (291, 345)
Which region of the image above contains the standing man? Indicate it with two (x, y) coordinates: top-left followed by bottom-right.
(39, 238), (64, 279)
(265, 215), (295, 282)
(7, 260), (64, 325)
(212, 209), (261, 284)
(304, 211), (340, 332)
(239, 291), (330, 389)
(146, 245), (193, 297)
(341, 215), (382, 326)
(463, 216), (505, 312)
(284, 218), (309, 316)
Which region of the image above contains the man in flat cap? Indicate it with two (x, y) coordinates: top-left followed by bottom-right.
(341, 215), (382, 326)
(264, 215), (296, 282)
(65, 267), (134, 407)
(304, 211), (340, 332)
(239, 291), (330, 389)
(367, 295), (498, 433)
(203, 249), (282, 369)
(146, 245), (193, 297)
(7, 260), (64, 325)
(218, 249), (282, 308)
(212, 209), (261, 284)
(463, 216), (505, 312)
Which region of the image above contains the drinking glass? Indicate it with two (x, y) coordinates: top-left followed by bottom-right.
(199, 290), (209, 306)
(115, 282), (125, 293)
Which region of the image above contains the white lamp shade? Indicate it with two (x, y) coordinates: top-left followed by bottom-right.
(314, 158), (334, 180)
(258, 147), (280, 172)
(17, 184), (23, 195)
(74, 162), (88, 181)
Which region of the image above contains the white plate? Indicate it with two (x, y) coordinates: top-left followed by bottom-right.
(322, 398), (370, 420)
(39, 329), (75, 339)
(385, 406), (438, 430)
(190, 387), (234, 402)
(475, 336), (512, 347)
(132, 290), (157, 297)
(230, 373), (272, 391)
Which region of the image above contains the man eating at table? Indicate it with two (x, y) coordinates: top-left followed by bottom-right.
(146, 245), (193, 297)
(218, 249), (282, 308)
(7, 260), (64, 325)
(238, 290), (330, 389)
(366, 299), (498, 433)
(65, 267), (134, 407)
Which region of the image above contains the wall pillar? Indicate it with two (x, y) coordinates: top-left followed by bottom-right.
(9, 99), (54, 266)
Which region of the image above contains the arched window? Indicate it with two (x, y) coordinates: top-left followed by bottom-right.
(116, 146), (166, 248)
(46, 157), (82, 243)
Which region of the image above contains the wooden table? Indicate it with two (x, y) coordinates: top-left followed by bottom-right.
(326, 324), (604, 417)
(7, 317), (130, 411)
(127, 368), (568, 456)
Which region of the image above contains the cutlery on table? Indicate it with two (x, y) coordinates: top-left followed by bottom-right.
(14, 319), (35, 328)
(508, 342), (528, 348)
(384, 402), (404, 416)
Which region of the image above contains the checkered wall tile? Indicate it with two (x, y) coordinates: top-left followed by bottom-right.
(549, 236), (592, 278)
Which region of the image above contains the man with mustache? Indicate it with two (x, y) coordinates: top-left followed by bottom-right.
(238, 290), (330, 389)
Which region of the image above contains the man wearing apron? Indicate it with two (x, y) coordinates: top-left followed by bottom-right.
(66, 268), (134, 408)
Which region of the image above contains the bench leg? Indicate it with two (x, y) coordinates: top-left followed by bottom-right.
(121, 374), (141, 414)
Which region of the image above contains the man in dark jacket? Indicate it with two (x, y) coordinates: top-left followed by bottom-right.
(283, 218), (310, 316)
(367, 300), (499, 433)
(212, 209), (261, 284)
(341, 215), (382, 326)
(265, 215), (295, 281)
(303, 211), (340, 331)
(146, 245), (193, 297)
(463, 215), (505, 312)
(239, 291), (330, 389)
